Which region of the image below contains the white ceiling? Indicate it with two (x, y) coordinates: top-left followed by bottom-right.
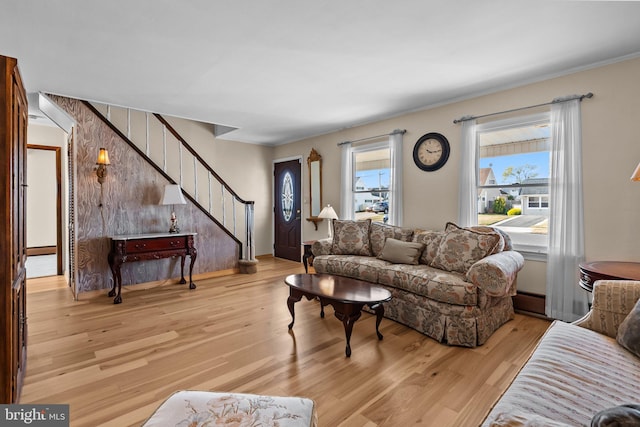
(2, 1), (640, 145)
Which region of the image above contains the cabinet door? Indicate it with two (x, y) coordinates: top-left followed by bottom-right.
(1, 54), (27, 404)
(11, 61), (28, 399)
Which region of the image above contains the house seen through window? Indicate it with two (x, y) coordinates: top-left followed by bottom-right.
(476, 113), (550, 252)
(352, 144), (390, 223)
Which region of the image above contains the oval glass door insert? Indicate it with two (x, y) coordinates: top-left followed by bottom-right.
(281, 171), (294, 222)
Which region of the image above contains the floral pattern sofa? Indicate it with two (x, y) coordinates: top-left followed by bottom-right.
(312, 220), (525, 347)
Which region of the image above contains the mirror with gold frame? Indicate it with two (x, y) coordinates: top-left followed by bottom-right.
(307, 148), (323, 228)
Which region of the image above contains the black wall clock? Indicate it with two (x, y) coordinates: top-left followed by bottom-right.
(413, 132), (450, 171)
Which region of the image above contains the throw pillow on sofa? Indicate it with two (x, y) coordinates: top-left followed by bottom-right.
(331, 219), (372, 256)
(377, 238), (425, 265)
(412, 230), (444, 265)
(431, 222), (501, 274)
(369, 222), (415, 256)
(616, 297), (640, 358)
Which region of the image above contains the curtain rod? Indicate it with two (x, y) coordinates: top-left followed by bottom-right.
(337, 129), (406, 146)
(453, 92), (593, 124)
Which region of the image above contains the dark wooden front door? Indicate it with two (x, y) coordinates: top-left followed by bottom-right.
(274, 159), (301, 262)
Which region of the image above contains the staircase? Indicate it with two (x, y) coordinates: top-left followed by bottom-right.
(84, 101), (255, 261)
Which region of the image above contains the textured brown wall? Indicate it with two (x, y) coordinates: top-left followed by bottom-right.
(51, 96), (239, 293)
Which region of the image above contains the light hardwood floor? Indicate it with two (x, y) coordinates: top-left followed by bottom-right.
(23, 257), (550, 426)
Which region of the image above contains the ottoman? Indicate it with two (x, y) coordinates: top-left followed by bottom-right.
(142, 390), (317, 426)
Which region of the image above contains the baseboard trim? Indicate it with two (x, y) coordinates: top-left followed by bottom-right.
(27, 246), (57, 256)
(513, 291), (546, 317)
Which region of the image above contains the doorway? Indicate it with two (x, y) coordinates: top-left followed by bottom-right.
(26, 144), (63, 277)
(274, 158), (302, 262)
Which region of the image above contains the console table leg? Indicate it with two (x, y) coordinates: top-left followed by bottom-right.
(179, 255), (187, 284)
(113, 264), (123, 304)
(188, 249), (197, 289)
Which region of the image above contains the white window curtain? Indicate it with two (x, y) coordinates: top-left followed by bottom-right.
(339, 142), (353, 219)
(388, 131), (404, 226)
(458, 119), (478, 227)
(546, 98), (588, 322)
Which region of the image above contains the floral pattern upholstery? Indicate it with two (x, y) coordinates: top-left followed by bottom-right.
(431, 223), (502, 274)
(377, 264), (478, 306)
(331, 219), (372, 256)
(142, 390), (317, 427)
(466, 251), (524, 297)
(312, 220), (524, 347)
(412, 230), (444, 265)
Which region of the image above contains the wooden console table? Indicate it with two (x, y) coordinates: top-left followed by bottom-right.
(578, 261), (640, 292)
(107, 232), (197, 304)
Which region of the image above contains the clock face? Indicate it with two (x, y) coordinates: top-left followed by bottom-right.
(413, 132), (450, 171)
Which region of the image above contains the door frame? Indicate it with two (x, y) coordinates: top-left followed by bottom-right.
(26, 144), (63, 275)
(272, 155), (303, 256)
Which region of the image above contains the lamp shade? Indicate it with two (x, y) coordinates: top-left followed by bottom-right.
(160, 184), (187, 205)
(631, 162), (640, 181)
(318, 204), (338, 220)
(96, 148), (110, 165)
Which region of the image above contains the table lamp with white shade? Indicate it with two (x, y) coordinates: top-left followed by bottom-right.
(318, 204), (338, 238)
(160, 184), (187, 233)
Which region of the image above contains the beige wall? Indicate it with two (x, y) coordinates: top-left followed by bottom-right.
(164, 117), (275, 256)
(274, 57), (640, 295)
(26, 148), (57, 247)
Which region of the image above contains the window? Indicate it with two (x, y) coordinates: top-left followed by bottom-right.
(475, 113), (550, 254)
(352, 143), (391, 222)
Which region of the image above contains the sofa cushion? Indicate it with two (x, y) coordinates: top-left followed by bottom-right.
(481, 320), (640, 427)
(331, 219), (372, 256)
(431, 223), (501, 273)
(369, 222), (415, 256)
(377, 238), (424, 265)
(378, 264), (478, 306)
(312, 254), (389, 283)
(464, 224), (507, 254)
(617, 297), (640, 357)
(412, 230), (444, 265)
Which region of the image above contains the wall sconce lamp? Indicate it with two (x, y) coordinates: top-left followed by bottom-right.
(160, 184), (187, 233)
(96, 148), (110, 184)
(631, 161), (640, 181)
(317, 204), (338, 238)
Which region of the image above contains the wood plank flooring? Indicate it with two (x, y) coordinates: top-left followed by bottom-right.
(23, 257), (550, 426)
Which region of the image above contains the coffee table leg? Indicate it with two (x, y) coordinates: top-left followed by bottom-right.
(334, 307), (362, 357)
(370, 303), (385, 340)
(287, 290), (303, 330)
(319, 297), (327, 318)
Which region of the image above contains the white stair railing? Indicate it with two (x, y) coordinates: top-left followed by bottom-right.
(89, 102), (255, 261)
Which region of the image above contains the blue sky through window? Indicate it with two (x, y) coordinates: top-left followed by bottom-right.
(480, 152), (549, 185)
(356, 169), (390, 189)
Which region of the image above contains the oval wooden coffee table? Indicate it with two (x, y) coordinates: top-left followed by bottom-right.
(285, 273), (392, 357)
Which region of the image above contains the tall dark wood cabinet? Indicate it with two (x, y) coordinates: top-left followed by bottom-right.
(0, 55), (28, 404)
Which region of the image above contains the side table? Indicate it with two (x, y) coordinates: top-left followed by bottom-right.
(578, 261), (640, 292)
(302, 240), (316, 273)
(108, 232), (197, 304)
